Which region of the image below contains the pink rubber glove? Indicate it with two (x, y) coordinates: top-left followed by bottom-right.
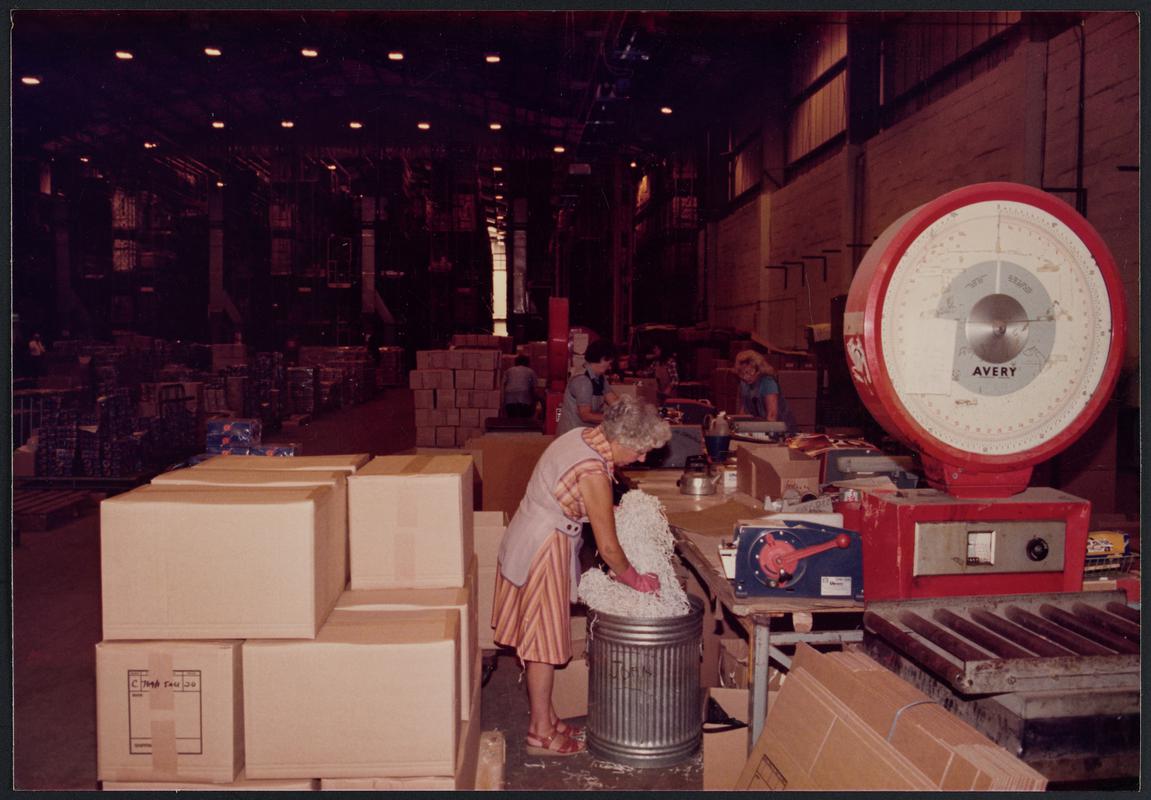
(616, 565), (661, 594)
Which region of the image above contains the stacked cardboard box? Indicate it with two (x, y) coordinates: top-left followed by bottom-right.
(449, 333), (515, 353)
(474, 510), (508, 650)
(410, 350), (503, 447)
(324, 452), (483, 787)
(95, 452), (484, 790)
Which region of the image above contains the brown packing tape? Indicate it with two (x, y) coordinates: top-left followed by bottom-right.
(150, 718), (180, 778)
(405, 455), (434, 474)
(146, 652), (180, 778)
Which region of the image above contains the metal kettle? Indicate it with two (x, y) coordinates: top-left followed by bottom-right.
(677, 455), (718, 496)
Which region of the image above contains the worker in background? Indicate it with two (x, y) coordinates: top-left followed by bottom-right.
(646, 343), (679, 403)
(555, 339), (620, 435)
(492, 396), (671, 756)
(27, 332), (46, 377)
(734, 349), (796, 430)
(502, 354), (540, 419)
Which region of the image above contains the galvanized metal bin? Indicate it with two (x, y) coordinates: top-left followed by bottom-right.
(586, 595), (704, 768)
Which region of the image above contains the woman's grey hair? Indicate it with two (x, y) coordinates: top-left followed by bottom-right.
(602, 395), (671, 452)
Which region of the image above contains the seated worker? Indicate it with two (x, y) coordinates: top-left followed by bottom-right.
(734, 349), (796, 430)
(646, 343), (679, 403)
(503, 354), (540, 418)
(555, 340), (619, 436)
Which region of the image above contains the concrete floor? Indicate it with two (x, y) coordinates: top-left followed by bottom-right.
(11, 389), (701, 790)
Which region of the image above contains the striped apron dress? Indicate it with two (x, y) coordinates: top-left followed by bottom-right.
(491, 426), (614, 665)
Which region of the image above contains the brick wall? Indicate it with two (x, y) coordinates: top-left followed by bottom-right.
(1044, 13), (1140, 391)
(713, 195), (766, 334)
(709, 12), (1138, 382)
(766, 154), (848, 347)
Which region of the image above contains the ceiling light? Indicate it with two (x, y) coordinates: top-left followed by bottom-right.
(79, 156), (90, 163)
(484, 53), (501, 64)
(494, 194), (504, 200)
(489, 122), (502, 131)
(216, 180), (226, 187)
(492, 165), (503, 173)
(553, 145), (565, 154)
(281, 119), (295, 128)
(660, 106), (673, 115)
(326, 163), (337, 171)
(349, 121), (363, 129)
(144, 141), (158, 149)
(387, 51), (404, 61)
(20, 76), (41, 85)
(211, 120), (225, 129)
(417, 121), (431, 130)
(630, 160), (638, 168)
(115, 50), (134, 60)
(204, 47), (222, 57)
(301, 48), (319, 58)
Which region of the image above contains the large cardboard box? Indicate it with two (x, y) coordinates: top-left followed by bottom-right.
(347, 454), (474, 589)
(243, 609), (459, 779)
(102, 771), (317, 791)
(101, 485), (342, 639)
(704, 687), (751, 790)
(735, 644), (1046, 791)
(477, 564), (499, 650)
(96, 640), (242, 784)
(150, 468), (349, 583)
(464, 433), (553, 515)
(552, 653), (589, 720)
(736, 443), (820, 502)
(318, 678), (482, 791)
(193, 453), (370, 473)
(335, 557), (479, 718)
(474, 510), (508, 569)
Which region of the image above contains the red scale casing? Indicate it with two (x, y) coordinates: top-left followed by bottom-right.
(860, 488), (1090, 601)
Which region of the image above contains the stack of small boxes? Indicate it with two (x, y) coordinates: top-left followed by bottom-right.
(410, 349), (504, 447)
(95, 451), (491, 791)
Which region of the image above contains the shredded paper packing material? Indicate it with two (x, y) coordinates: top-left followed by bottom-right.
(578, 490), (692, 618)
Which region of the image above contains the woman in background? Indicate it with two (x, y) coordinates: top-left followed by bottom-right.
(734, 349), (795, 430)
(492, 396), (671, 756)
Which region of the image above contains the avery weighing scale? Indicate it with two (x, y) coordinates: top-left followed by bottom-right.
(842, 182), (1127, 601)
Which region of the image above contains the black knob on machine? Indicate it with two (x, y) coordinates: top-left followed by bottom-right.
(1026, 537), (1050, 562)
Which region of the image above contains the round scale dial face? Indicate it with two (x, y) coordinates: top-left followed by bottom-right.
(880, 199), (1113, 457)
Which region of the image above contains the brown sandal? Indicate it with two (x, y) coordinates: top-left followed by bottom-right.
(525, 730), (585, 757)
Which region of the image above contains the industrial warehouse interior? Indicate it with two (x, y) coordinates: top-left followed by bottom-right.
(8, 8), (1143, 793)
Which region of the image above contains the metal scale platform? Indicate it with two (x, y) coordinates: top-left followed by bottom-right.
(840, 183), (1135, 782)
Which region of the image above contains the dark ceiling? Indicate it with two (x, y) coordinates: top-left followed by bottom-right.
(12, 10), (817, 174)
